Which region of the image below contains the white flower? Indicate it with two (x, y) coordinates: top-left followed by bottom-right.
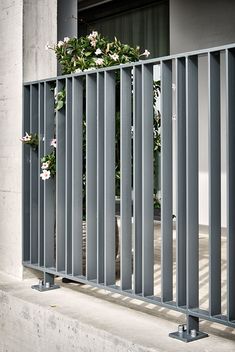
(141, 49), (150, 58)
(40, 170), (51, 180)
(64, 37), (70, 43)
(20, 132), (31, 142)
(90, 39), (97, 47)
(41, 161), (50, 169)
(95, 58), (104, 66)
(75, 68), (82, 73)
(57, 41), (64, 48)
(50, 138), (57, 148)
(95, 48), (102, 55)
(109, 53), (119, 61)
(88, 31), (98, 40)
(54, 87), (58, 98)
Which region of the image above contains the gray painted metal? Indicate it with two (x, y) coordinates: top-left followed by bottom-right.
(56, 79), (66, 272)
(133, 66), (142, 294)
(65, 78), (73, 274)
(23, 42), (235, 86)
(23, 86), (30, 262)
(30, 84), (39, 264)
(186, 56), (199, 309)
(104, 71), (116, 286)
(23, 43), (235, 332)
(120, 68), (132, 290)
(142, 64), (154, 297)
(97, 72), (105, 284)
(226, 49), (235, 321)
(44, 82), (56, 269)
(161, 60), (173, 302)
(176, 58), (186, 307)
(208, 52), (221, 317)
(72, 76), (83, 276)
(38, 83), (44, 267)
(86, 74), (97, 280)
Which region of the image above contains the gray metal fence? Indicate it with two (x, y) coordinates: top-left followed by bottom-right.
(23, 43), (235, 341)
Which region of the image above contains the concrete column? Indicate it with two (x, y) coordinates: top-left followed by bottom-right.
(23, 0), (57, 82)
(0, 0), (57, 279)
(0, 0), (24, 278)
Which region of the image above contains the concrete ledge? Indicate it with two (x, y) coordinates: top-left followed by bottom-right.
(0, 272), (235, 352)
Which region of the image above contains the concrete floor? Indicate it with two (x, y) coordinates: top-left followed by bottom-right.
(0, 270), (235, 352)
(0, 223), (234, 351)
(151, 223), (227, 314)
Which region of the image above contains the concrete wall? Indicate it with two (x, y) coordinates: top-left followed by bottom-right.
(0, 0), (57, 279)
(23, 0), (57, 82)
(170, 0), (235, 226)
(0, 0), (23, 278)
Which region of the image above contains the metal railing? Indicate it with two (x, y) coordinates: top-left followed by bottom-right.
(23, 42), (235, 340)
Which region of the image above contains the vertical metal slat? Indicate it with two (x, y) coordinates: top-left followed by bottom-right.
(226, 49), (235, 321)
(142, 64), (154, 297)
(30, 84), (39, 264)
(208, 52), (221, 316)
(133, 66), (142, 294)
(44, 82), (56, 269)
(56, 79), (66, 272)
(186, 56), (199, 309)
(120, 68), (132, 290)
(72, 77), (83, 276)
(176, 58), (187, 307)
(97, 72), (105, 284)
(38, 83), (44, 267)
(86, 73), (97, 280)
(161, 60), (173, 302)
(104, 71), (116, 286)
(65, 78), (73, 274)
(23, 86), (30, 262)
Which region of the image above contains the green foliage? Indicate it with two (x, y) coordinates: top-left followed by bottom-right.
(55, 88), (66, 111)
(53, 32), (148, 75)
(41, 151), (56, 177)
(20, 132), (39, 151)
(49, 32), (161, 208)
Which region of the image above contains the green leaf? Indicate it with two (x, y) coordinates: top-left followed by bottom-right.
(56, 100), (64, 111)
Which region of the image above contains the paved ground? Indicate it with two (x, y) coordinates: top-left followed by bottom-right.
(1, 223), (234, 351)
(0, 270), (235, 352)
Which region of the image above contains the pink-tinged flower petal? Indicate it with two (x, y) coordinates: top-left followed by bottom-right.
(41, 161), (50, 170)
(50, 139), (57, 148)
(109, 53), (119, 61)
(95, 48), (102, 55)
(88, 31), (98, 40)
(40, 170), (51, 180)
(57, 41), (64, 48)
(21, 132), (31, 142)
(95, 58), (104, 66)
(141, 49), (150, 57)
(90, 39), (97, 47)
(64, 37), (70, 43)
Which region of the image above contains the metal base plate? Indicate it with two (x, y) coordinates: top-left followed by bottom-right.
(31, 284), (60, 292)
(169, 330), (208, 343)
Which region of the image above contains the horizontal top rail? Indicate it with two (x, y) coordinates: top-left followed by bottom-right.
(24, 42), (235, 85)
